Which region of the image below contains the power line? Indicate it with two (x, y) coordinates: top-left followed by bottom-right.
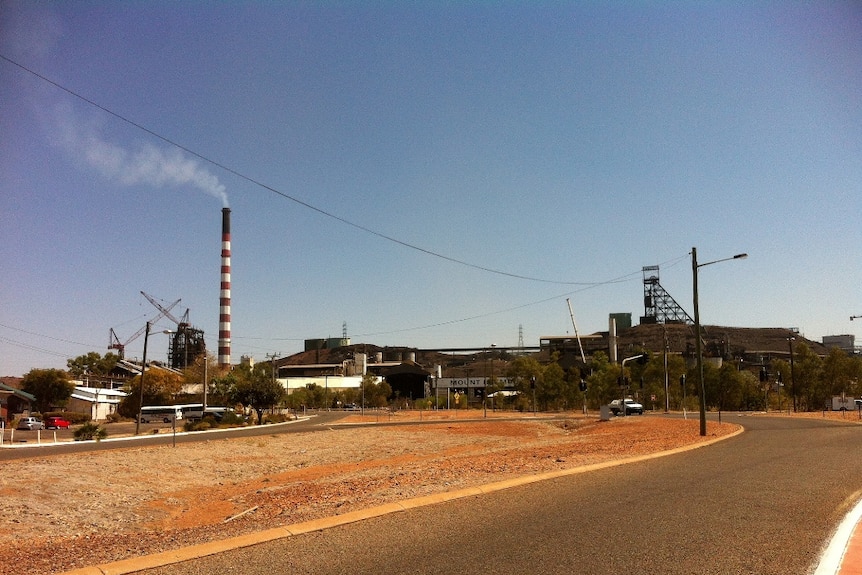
(0, 336), (77, 360)
(3, 53), (604, 286)
(0, 322), (97, 349)
(246, 255), (689, 342)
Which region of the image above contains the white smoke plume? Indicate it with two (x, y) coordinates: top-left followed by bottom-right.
(8, 2), (229, 208)
(53, 103), (229, 207)
(86, 137), (229, 207)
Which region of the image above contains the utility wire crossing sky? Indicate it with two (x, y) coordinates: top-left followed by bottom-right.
(1, 2), (860, 377)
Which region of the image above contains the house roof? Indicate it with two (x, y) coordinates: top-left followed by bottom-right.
(383, 360), (432, 377)
(0, 382), (36, 402)
(72, 386), (127, 404)
(113, 359), (183, 377)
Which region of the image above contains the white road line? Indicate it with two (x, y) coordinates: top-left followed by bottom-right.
(813, 496), (862, 575)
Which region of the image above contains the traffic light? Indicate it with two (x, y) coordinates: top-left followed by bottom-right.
(759, 367), (768, 382)
(579, 379), (587, 392)
(637, 353), (649, 365)
(680, 374), (686, 388)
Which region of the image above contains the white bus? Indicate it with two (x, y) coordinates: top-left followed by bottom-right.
(139, 404), (202, 423)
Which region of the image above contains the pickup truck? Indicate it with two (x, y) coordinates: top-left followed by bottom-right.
(609, 398), (644, 415)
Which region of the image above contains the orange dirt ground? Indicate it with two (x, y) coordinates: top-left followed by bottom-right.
(2, 412), (740, 575)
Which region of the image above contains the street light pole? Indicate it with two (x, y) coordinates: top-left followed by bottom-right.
(692, 249), (705, 436)
(620, 354), (645, 418)
(135, 322), (151, 436)
(692, 247), (748, 437)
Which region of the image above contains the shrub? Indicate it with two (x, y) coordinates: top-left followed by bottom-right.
(262, 412), (290, 424)
(220, 411), (246, 425)
(184, 419), (212, 432)
(74, 422), (108, 441)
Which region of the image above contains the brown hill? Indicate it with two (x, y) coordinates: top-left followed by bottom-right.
(274, 325), (826, 377)
(613, 323), (826, 359)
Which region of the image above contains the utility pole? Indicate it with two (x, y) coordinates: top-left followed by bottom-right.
(266, 352), (281, 385)
(788, 336), (797, 412)
(203, 353), (208, 411)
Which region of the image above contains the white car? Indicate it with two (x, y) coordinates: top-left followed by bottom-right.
(16, 416), (45, 430)
(609, 398), (644, 415)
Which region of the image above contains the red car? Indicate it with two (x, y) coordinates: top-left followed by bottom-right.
(45, 416), (71, 429)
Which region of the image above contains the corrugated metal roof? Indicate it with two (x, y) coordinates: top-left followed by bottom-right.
(0, 382), (36, 401)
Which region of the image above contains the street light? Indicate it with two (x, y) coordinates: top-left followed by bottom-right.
(134, 323), (151, 436)
(692, 247), (748, 436)
(134, 324), (174, 436)
(620, 354), (645, 418)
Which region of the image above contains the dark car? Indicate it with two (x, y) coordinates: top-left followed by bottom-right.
(45, 416), (71, 429)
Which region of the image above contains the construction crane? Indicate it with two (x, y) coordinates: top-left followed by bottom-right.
(141, 291), (186, 325)
(566, 298), (587, 364)
(141, 291), (206, 369)
(108, 296), (181, 359)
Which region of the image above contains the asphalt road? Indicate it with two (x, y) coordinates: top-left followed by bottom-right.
(138, 414), (862, 575)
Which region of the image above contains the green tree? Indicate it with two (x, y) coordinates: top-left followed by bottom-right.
(208, 370), (237, 407)
(540, 362), (566, 411)
(359, 373), (392, 408)
(67, 352), (119, 379)
(484, 374), (505, 410)
(849, 354), (862, 399)
(768, 359), (791, 411)
(119, 366), (184, 417)
(583, 352), (614, 408)
(22, 368), (74, 413)
(822, 347), (862, 399)
(793, 342), (826, 411)
(738, 369), (764, 411)
(300, 383), (327, 409)
(284, 386), (309, 411)
(506, 356), (543, 411)
(229, 363), (285, 424)
(635, 353), (687, 412)
(709, 362), (747, 412)
(180, 352), (217, 403)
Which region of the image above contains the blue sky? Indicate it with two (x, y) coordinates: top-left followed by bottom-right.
(1, 2), (860, 377)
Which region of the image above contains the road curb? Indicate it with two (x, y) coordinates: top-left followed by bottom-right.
(59, 424), (744, 575)
(813, 489), (862, 575)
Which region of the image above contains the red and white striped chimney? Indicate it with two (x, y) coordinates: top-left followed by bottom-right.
(218, 207), (231, 368)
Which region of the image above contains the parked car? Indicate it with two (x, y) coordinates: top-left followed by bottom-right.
(16, 417), (45, 430)
(609, 398), (644, 415)
(45, 416), (71, 429)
